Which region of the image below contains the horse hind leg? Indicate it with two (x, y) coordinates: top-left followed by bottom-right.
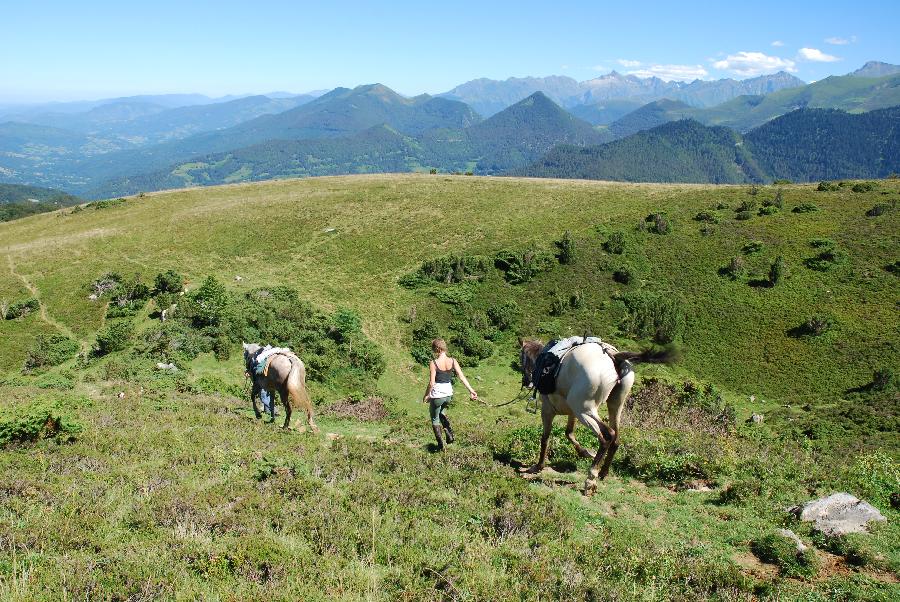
(565, 414), (595, 459)
(577, 411), (614, 497)
(279, 388), (292, 430)
(288, 382), (318, 433)
(598, 371), (634, 479)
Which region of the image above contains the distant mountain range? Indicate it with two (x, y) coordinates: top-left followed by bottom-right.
(1, 61), (898, 195)
(521, 106), (900, 184)
(439, 71), (806, 118)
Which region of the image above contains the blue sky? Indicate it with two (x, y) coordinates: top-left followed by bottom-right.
(2, 0), (898, 102)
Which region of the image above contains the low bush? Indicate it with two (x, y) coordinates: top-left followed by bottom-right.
(693, 210), (719, 224)
(737, 200), (757, 213)
(851, 182), (875, 193)
(792, 202), (819, 213)
(619, 291), (685, 344)
(794, 314), (834, 337)
(741, 241), (764, 255)
(816, 181), (839, 192)
(758, 205), (779, 216)
(4, 298), (39, 319)
(613, 264), (634, 284)
(487, 300), (520, 331)
(768, 255), (785, 286)
(735, 210), (752, 221)
(0, 402), (82, 447)
(554, 231), (577, 264)
(400, 254), (493, 287)
(94, 321), (135, 356)
(603, 230), (626, 254)
(751, 532), (818, 578)
(866, 202), (895, 217)
(804, 248), (847, 271)
(494, 247), (556, 284)
(644, 212), (672, 235)
(23, 334), (79, 371)
(153, 269), (184, 294)
(816, 533), (881, 568)
(493, 424), (583, 472)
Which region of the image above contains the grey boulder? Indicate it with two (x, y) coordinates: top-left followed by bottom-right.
(791, 493), (886, 536)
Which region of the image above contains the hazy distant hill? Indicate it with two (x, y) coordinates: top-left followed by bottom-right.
(94, 92), (604, 196)
(0, 182), (81, 221)
(522, 107), (900, 183)
(851, 61), (900, 78)
(65, 84), (481, 193)
(568, 99), (646, 125)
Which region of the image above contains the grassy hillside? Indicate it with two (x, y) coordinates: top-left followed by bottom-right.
(1, 174), (897, 600)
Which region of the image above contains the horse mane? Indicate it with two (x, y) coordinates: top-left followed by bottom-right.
(521, 339), (544, 359)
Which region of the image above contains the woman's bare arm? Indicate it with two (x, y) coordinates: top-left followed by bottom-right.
(423, 361), (436, 402)
(453, 359), (478, 400)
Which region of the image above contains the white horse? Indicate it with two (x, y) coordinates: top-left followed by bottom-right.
(518, 338), (668, 495)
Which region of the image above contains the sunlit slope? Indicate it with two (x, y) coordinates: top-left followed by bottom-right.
(1, 174), (897, 401)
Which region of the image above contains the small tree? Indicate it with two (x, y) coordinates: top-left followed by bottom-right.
(768, 256), (785, 286)
(555, 231), (577, 264)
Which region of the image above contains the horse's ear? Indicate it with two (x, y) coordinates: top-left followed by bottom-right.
(242, 342), (248, 350)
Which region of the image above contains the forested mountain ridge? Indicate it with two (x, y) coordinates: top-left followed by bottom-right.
(522, 107), (900, 183)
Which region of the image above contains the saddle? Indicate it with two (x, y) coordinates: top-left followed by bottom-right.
(253, 347), (297, 377)
(531, 336), (628, 395)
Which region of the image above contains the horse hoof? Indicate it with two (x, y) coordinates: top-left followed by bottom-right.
(519, 465), (544, 475)
(583, 480), (597, 496)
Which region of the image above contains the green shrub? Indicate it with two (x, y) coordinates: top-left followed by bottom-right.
(494, 247), (556, 284)
(0, 403), (82, 447)
(804, 248), (847, 271)
(409, 319), (440, 365)
(493, 424), (583, 472)
(758, 205), (779, 216)
(741, 241), (764, 255)
(153, 269), (184, 294)
(487, 300), (520, 331)
(797, 314), (834, 337)
(809, 237), (835, 249)
(90, 272), (122, 297)
(694, 211), (719, 224)
(735, 210), (752, 221)
(4, 298), (39, 320)
(87, 197), (126, 210)
(603, 230), (626, 254)
(94, 321), (135, 356)
(792, 202), (819, 213)
(721, 256), (745, 280)
(620, 291), (685, 344)
(816, 533), (880, 568)
(751, 532), (818, 578)
(816, 181), (839, 192)
(554, 231), (577, 264)
(35, 373), (75, 390)
(613, 264), (635, 284)
(843, 451), (899, 510)
(433, 284), (475, 305)
(866, 202), (895, 217)
(774, 179), (792, 185)
(548, 291), (568, 317)
(644, 212), (672, 234)
(23, 335), (79, 371)
(185, 276), (229, 327)
(768, 255), (785, 286)
(616, 430), (727, 485)
(401, 254), (493, 286)
(451, 326), (493, 366)
(764, 190), (784, 208)
(737, 200), (757, 212)
(851, 182), (875, 193)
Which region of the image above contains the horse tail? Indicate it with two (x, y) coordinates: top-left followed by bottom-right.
(287, 359), (314, 412)
(613, 345), (679, 366)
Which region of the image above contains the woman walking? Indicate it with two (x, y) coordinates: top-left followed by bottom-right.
(422, 338), (478, 450)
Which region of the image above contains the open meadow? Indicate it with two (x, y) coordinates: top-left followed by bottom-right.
(0, 173), (897, 600)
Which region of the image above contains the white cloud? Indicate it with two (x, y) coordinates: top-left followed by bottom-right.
(626, 64), (709, 81)
(825, 36), (856, 45)
(712, 51), (797, 76)
(591, 64), (608, 72)
(798, 47), (840, 62)
(618, 59), (642, 68)
(771, 40), (784, 47)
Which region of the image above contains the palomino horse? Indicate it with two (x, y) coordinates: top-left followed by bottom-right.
(242, 343), (318, 432)
(518, 338), (666, 495)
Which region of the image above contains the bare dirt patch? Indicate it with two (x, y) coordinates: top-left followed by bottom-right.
(324, 396), (388, 421)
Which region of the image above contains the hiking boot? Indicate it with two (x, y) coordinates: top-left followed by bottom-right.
(431, 425), (445, 451)
(440, 414), (454, 444)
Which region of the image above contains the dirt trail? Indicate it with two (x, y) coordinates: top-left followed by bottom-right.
(6, 254), (86, 349)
